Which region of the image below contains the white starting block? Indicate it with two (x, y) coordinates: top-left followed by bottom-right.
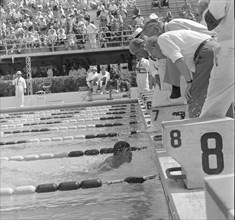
(162, 117), (234, 189)
(205, 174), (234, 220)
(139, 91), (154, 98)
(150, 103), (188, 131)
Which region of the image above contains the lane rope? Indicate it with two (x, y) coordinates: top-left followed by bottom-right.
(1, 121), (141, 135)
(0, 174), (158, 196)
(1, 146), (147, 162)
(0, 130), (142, 146)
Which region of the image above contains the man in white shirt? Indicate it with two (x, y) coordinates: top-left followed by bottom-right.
(12, 71), (27, 107)
(129, 43), (150, 94)
(145, 30), (215, 118)
(142, 17), (216, 100)
(47, 66), (53, 77)
(200, 0), (234, 118)
(86, 21), (98, 48)
(97, 67), (110, 95)
(86, 66), (99, 93)
(134, 14), (145, 28)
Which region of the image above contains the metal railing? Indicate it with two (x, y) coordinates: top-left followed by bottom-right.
(0, 30), (134, 57)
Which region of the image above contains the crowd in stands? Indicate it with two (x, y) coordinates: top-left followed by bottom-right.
(0, 0), (201, 55)
(0, 0), (138, 55)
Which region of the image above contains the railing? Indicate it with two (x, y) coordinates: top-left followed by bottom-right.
(0, 30), (134, 57)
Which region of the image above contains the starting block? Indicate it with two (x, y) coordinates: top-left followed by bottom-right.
(162, 117), (234, 189)
(150, 103), (188, 131)
(205, 174), (234, 220)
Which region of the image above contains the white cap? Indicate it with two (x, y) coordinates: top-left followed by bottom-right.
(16, 71), (22, 75)
(130, 27), (143, 39)
(149, 13), (159, 20)
(90, 66), (97, 71)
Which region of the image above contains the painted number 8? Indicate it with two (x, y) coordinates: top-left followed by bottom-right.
(170, 130), (181, 148)
(201, 132), (224, 175)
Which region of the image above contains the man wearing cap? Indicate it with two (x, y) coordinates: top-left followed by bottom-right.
(12, 71), (27, 107)
(142, 17), (216, 100)
(86, 66), (99, 93)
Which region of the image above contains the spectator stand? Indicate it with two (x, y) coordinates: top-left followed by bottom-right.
(133, 0), (199, 22)
(0, 0), (135, 58)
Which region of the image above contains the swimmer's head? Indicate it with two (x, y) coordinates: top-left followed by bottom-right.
(113, 141), (132, 163)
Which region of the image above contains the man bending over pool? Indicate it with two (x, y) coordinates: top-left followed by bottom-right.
(98, 141), (133, 171)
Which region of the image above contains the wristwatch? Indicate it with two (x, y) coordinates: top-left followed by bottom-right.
(186, 79), (193, 84)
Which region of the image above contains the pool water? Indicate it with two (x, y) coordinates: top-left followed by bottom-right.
(0, 104), (169, 220)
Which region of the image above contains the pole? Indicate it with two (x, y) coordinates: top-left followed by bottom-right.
(25, 56), (33, 95)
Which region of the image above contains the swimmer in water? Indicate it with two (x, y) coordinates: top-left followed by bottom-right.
(98, 141), (133, 171)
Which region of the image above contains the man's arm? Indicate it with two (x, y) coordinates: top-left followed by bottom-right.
(174, 58), (192, 101)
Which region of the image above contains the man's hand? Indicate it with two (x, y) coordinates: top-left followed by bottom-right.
(185, 83), (192, 101)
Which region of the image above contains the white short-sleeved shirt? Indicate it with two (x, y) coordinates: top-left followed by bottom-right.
(137, 58), (150, 74)
(165, 18), (216, 36)
(158, 30), (211, 72)
(12, 76), (27, 88)
(98, 71), (110, 81)
(148, 58), (159, 77)
(135, 16), (144, 26)
(86, 72), (99, 82)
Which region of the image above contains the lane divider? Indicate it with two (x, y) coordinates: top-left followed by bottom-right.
(1, 146), (147, 162)
(1, 121), (140, 135)
(0, 131), (140, 145)
(0, 110), (139, 125)
(0, 104), (138, 119)
(0, 115), (139, 130)
(0, 174), (157, 196)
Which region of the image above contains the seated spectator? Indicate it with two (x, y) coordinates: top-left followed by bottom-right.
(97, 66), (110, 94)
(23, 17), (33, 31)
(47, 26), (57, 47)
(47, 65), (54, 77)
(57, 27), (66, 45)
(132, 4), (141, 19)
(69, 65), (78, 77)
(99, 6), (109, 28)
(77, 65), (87, 77)
(86, 66), (99, 92)
(96, 2), (103, 17)
(106, 66), (120, 93)
(83, 9), (91, 23)
(134, 14), (145, 28)
(119, 71), (130, 92)
(109, 1), (118, 16)
(62, 64), (69, 76)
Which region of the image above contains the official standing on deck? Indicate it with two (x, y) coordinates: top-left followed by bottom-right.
(12, 71), (27, 107)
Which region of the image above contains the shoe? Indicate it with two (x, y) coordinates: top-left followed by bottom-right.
(100, 92), (103, 95)
(115, 90), (119, 93)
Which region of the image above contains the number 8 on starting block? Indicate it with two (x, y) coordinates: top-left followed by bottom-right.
(162, 117), (234, 189)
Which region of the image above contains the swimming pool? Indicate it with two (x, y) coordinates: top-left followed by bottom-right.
(0, 100), (169, 220)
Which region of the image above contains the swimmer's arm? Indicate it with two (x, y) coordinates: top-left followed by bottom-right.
(98, 157), (113, 171)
